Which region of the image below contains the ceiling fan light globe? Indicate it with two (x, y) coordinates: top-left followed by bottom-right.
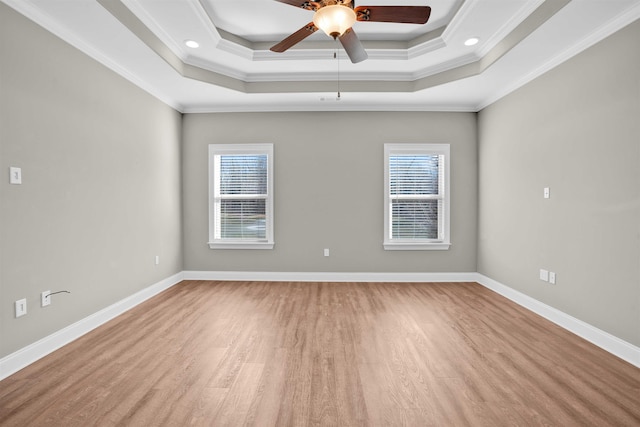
(313, 5), (356, 38)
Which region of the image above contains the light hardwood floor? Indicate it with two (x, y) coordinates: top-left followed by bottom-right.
(1, 281), (639, 426)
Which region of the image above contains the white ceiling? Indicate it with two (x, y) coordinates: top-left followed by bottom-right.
(4, 0), (640, 113)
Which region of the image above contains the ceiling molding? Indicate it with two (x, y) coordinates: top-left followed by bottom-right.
(476, 0), (640, 111)
(439, 0), (480, 40)
(478, 0), (569, 70)
(206, 0), (463, 54)
(473, 0), (545, 58)
(98, 0), (184, 72)
(216, 38), (255, 60)
(182, 100), (475, 114)
(96, 0), (569, 95)
(1, 0), (184, 111)
(104, 0), (471, 66)
(407, 28), (447, 59)
(214, 27), (449, 62)
(184, 54), (249, 82)
(5, 0), (637, 113)
(120, 0), (187, 61)
(413, 52), (478, 80)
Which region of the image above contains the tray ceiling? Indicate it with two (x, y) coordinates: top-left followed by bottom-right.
(3, 0), (639, 112)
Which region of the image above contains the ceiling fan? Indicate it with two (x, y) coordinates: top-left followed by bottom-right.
(270, 0), (432, 63)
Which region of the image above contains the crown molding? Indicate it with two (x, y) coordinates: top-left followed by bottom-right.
(181, 101), (476, 114)
(121, 0), (188, 61)
(1, 0), (184, 112)
(476, 0), (640, 111)
(6, 0), (638, 112)
(475, 0), (545, 58)
(4, 0), (574, 98)
(185, 54), (249, 81)
(93, 0), (568, 96)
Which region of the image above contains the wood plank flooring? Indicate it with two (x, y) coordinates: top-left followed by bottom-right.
(1, 280), (639, 426)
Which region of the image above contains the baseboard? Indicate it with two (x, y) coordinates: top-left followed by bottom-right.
(3, 270), (637, 381)
(475, 273), (640, 368)
(182, 270), (478, 282)
(0, 272), (184, 381)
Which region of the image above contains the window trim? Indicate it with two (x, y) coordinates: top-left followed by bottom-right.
(208, 143), (274, 250)
(384, 143), (451, 251)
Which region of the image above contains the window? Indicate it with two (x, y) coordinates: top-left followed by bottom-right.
(208, 144), (274, 249)
(384, 144), (450, 250)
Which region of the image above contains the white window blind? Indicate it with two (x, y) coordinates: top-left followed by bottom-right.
(384, 144), (450, 250)
(209, 144), (274, 249)
(389, 154), (442, 239)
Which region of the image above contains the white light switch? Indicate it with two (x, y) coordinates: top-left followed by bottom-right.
(539, 269), (549, 281)
(543, 187), (550, 199)
(15, 298), (27, 317)
(10, 167), (22, 184)
(549, 272), (556, 284)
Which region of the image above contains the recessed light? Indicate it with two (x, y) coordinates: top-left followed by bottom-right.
(464, 37), (479, 46)
(185, 40), (199, 49)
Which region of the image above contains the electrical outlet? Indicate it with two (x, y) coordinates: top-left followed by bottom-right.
(15, 299), (27, 317)
(323, 248), (330, 257)
(41, 290), (51, 307)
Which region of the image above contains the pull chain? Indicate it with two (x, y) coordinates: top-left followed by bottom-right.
(334, 39), (341, 100)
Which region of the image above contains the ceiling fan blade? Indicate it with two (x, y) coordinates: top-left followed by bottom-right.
(270, 23), (319, 53)
(355, 6), (431, 24)
(339, 28), (368, 63)
(273, 0), (316, 11)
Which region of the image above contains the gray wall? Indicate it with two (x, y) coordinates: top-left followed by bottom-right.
(183, 111), (478, 273)
(0, 4), (183, 358)
(477, 20), (640, 346)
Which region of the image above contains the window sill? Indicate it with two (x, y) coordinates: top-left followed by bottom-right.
(384, 242), (451, 251)
(208, 241), (274, 250)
